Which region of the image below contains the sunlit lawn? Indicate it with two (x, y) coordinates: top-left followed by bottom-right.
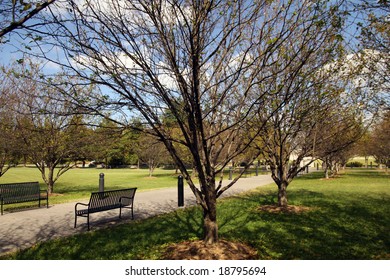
(0, 166), (183, 204)
(1, 169), (389, 260)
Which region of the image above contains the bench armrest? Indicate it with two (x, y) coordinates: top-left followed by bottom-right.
(40, 189), (48, 196)
(119, 196), (134, 206)
(75, 202), (89, 211)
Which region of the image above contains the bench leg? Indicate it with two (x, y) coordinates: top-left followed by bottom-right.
(75, 213), (91, 230)
(119, 205), (134, 220)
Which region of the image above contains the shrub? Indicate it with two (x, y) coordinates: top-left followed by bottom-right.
(346, 161), (363, 167)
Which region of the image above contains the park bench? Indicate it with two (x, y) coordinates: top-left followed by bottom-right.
(74, 188), (137, 230)
(0, 182), (49, 215)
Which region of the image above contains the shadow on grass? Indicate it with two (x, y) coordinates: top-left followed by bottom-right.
(3, 175), (389, 260)
(3, 206), (204, 260)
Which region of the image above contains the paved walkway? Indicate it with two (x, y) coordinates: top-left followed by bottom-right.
(0, 174), (274, 256)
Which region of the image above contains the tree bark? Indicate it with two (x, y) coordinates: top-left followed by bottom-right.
(278, 181), (288, 207)
(203, 206), (218, 244)
(324, 167), (329, 179)
(47, 167), (55, 194)
(270, 163), (290, 207)
(200, 176), (219, 244)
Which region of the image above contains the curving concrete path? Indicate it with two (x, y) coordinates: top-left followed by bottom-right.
(0, 174), (274, 256)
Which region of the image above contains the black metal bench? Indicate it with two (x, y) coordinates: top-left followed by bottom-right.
(74, 188), (137, 230)
(0, 182), (49, 215)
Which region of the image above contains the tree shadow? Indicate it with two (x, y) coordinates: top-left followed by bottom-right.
(218, 189), (390, 259)
(3, 187), (389, 260)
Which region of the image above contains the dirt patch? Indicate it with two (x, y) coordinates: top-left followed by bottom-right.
(48, 193), (64, 197)
(372, 253), (390, 260)
(257, 205), (313, 214)
(162, 239), (257, 260)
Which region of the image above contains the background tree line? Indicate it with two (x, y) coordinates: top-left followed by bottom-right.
(0, 62), (181, 194)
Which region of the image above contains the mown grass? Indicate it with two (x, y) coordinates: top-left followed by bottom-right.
(220, 170), (390, 259)
(0, 167), (183, 204)
(1, 169), (389, 260)
(0, 166), (262, 205)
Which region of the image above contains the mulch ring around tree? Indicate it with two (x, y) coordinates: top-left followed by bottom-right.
(162, 239), (258, 260)
(256, 204), (314, 214)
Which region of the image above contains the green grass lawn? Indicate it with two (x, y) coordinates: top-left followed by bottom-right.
(0, 167), (183, 204)
(1, 169), (389, 260)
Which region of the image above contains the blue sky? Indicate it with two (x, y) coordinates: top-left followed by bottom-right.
(0, 0), (381, 74)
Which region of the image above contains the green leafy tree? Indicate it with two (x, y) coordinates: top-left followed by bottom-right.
(89, 118), (124, 168)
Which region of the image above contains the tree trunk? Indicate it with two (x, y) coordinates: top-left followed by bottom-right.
(203, 206), (218, 244)
(324, 167), (329, 179)
(324, 159), (330, 179)
(201, 177), (219, 244)
(47, 167), (55, 194)
(335, 163), (340, 175)
(270, 164), (289, 208)
(48, 181), (54, 195)
(278, 181), (288, 207)
(148, 160), (154, 177)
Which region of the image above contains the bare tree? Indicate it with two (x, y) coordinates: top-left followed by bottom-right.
(344, 1), (390, 109)
(247, 0), (364, 207)
(137, 132), (169, 177)
(25, 0), (350, 243)
(251, 0), (387, 205)
(318, 111), (366, 179)
(0, 67), (20, 176)
(6, 63), (89, 194)
(369, 110), (390, 169)
(255, 73), (365, 206)
(0, 0), (56, 39)
(0, 114), (19, 177)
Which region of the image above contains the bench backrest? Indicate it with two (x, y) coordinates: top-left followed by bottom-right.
(88, 188), (137, 212)
(0, 182), (41, 203)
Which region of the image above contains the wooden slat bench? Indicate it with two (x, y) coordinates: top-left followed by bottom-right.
(0, 182), (49, 215)
(74, 188), (137, 230)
